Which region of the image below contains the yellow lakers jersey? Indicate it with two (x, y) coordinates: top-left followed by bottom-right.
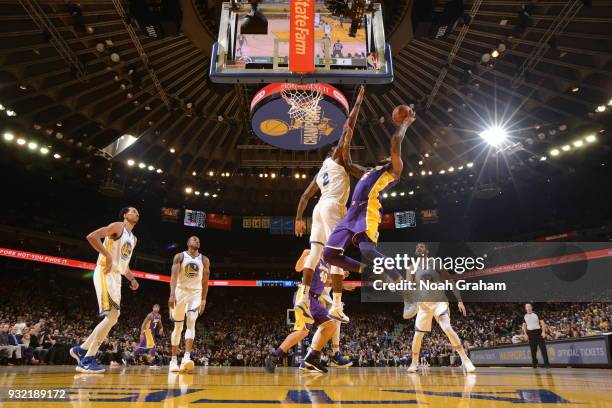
(177, 251), (204, 291)
(96, 226), (136, 275)
(316, 158), (350, 206)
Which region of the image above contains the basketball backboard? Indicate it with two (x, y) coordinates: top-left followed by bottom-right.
(209, 1), (393, 84)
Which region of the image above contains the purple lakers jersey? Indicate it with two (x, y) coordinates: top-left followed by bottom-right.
(351, 164), (398, 204)
(148, 313), (161, 333)
(310, 260), (330, 296)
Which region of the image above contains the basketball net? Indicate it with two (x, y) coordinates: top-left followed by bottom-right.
(280, 84), (323, 123)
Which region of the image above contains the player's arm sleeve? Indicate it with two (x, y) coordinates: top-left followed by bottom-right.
(440, 268), (462, 303)
(201, 257), (211, 302)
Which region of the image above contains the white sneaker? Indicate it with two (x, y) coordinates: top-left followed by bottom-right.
(407, 364), (419, 373)
(169, 359), (180, 372)
(462, 358), (476, 373)
(328, 305), (349, 323)
(180, 358), (195, 372)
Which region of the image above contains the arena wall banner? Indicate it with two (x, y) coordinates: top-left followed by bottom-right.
(0, 247), (362, 287)
(470, 335), (612, 367)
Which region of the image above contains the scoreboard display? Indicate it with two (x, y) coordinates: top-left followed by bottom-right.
(184, 209), (206, 228)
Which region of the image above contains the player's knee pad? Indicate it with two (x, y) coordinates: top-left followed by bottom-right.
(171, 321), (184, 346)
(304, 243), (324, 270)
(185, 311), (197, 340)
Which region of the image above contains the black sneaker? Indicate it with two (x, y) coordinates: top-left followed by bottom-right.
(265, 354), (279, 373)
(303, 354), (328, 373)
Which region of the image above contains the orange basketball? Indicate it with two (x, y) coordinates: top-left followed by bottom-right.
(392, 105), (413, 126)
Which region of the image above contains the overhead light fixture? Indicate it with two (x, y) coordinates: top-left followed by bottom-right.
(195, 191), (201, 196)
(382, 193), (388, 198)
(53, 153), (61, 159)
(571, 87), (579, 93)
(608, 98), (612, 106)
(448, 166), (455, 172)
(6, 110), (16, 116)
(156, 168), (162, 173)
(259, 173), (263, 178)
(418, 160), (423, 165)
(458, 165), (464, 170)
(148, 165), (154, 171)
(400, 192), (405, 196)
(301, 174), (307, 179)
(169, 148), (176, 153)
(212, 193), (218, 198)
(479, 126), (508, 146)
(391, 192), (397, 197)
(573, 140), (584, 148)
(16, 138), (26, 146)
(208, 171), (214, 176)
(294, 173), (300, 179)
(192, 171), (197, 176)
(138, 162), (146, 168)
(585, 134), (596, 143)
(409, 190), (414, 195)
(420, 170), (426, 176)
(424, 153), (430, 158)
(185, 187), (193, 194)
(270, 172), (276, 178)
(466, 162), (474, 168)
(596, 105), (606, 113)
(491, 50), (500, 58)
(428, 170), (433, 175)
(40, 147), (49, 154)
(127, 159), (135, 166)
(204, 192), (210, 197)
(550, 149), (560, 156)
(28, 141), (38, 150)
(439, 169), (446, 174)
(408, 172), (414, 177)
(561, 145), (571, 152)
(3, 132), (14, 141)
(540, 156), (547, 161)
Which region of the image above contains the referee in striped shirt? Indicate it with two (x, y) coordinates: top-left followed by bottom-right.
(522, 303), (550, 368)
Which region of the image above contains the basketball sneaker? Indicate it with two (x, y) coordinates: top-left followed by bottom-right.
(265, 354), (279, 373)
(180, 358), (195, 372)
(327, 304), (349, 323)
(330, 352), (353, 368)
(407, 364), (419, 373)
(69, 345), (86, 364)
(302, 353), (328, 373)
(294, 289), (314, 323)
(169, 359), (180, 373)
(76, 356), (105, 374)
(462, 358), (476, 373)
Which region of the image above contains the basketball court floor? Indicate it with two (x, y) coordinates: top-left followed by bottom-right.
(0, 366), (610, 407)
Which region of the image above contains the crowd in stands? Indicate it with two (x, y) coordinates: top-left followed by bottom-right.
(1, 267), (610, 368)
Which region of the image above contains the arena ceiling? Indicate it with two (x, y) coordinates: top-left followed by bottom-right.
(0, 0), (611, 213)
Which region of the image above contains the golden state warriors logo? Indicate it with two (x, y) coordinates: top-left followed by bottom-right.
(120, 242), (133, 260)
(250, 83), (348, 151)
(185, 262), (200, 278)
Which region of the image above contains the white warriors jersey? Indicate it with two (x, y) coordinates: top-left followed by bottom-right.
(96, 226), (136, 276)
(316, 158), (350, 206)
(177, 251), (204, 291)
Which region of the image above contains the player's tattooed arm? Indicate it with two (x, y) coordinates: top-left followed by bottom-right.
(389, 109), (415, 179)
(295, 178), (319, 237)
(168, 252), (182, 309)
(334, 85), (365, 166)
(200, 257), (211, 315)
(86, 221), (123, 274)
